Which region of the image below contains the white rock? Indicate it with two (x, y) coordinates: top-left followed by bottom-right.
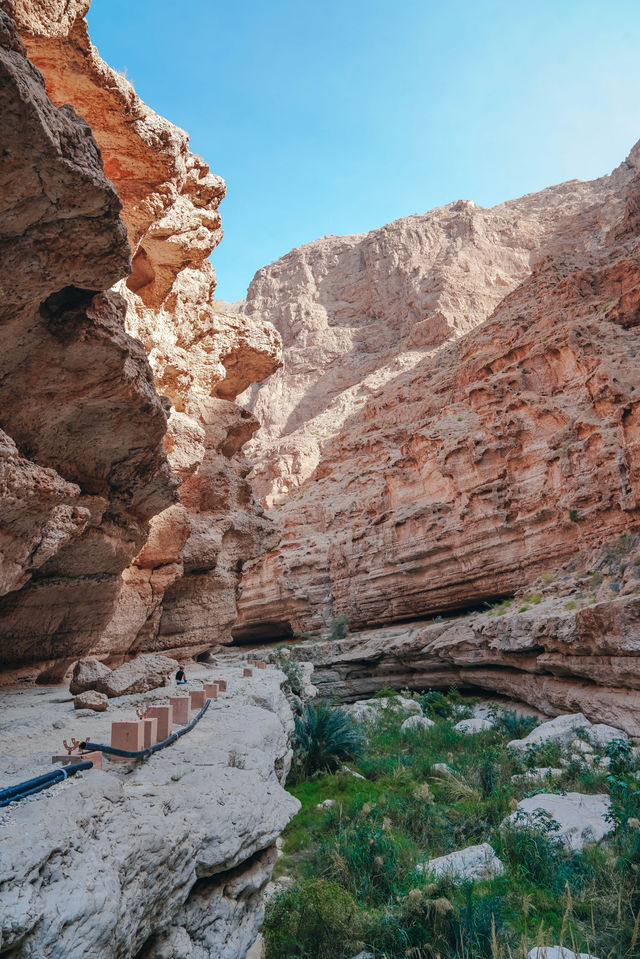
(339, 765), (366, 779)
(417, 842), (505, 882)
(507, 713), (592, 750)
(455, 717), (493, 734)
(401, 715), (435, 733)
(0, 665), (300, 958)
(316, 799), (337, 809)
(264, 875), (295, 903)
(344, 695), (422, 723)
(504, 792), (612, 851)
(432, 762), (456, 777)
(528, 948), (600, 959)
(73, 690), (108, 712)
(589, 723), (629, 748)
(511, 767), (563, 785)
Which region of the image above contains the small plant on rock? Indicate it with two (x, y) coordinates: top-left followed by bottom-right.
(326, 615), (350, 641)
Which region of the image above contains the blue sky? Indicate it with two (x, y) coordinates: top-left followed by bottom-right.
(88, 1), (640, 302)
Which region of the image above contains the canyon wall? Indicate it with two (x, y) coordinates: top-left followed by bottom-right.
(0, 2), (281, 677)
(235, 144), (640, 641)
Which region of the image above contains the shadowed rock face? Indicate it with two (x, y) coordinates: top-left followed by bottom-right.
(235, 143), (640, 643)
(0, 10), (176, 674)
(0, 1), (282, 670)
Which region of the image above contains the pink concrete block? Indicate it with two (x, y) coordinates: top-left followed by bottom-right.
(256, 660), (267, 669)
(189, 689), (206, 710)
(203, 682), (219, 700)
(142, 717), (158, 748)
(243, 667), (253, 678)
(213, 679), (227, 692)
(247, 659), (256, 666)
(170, 695), (191, 725)
(111, 721), (144, 762)
(144, 704), (173, 740)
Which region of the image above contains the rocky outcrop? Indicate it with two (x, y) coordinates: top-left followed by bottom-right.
(288, 577), (640, 734)
(0, 1), (282, 673)
(0, 9), (176, 676)
(235, 142), (640, 642)
(0, 663), (300, 958)
(69, 653), (177, 697)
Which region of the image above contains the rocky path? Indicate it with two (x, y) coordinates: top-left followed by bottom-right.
(0, 664), (299, 958)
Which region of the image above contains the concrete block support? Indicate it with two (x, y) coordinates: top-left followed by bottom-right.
(142, 717), (158, 748)
(110, 721), (144, 761)
(189, 689), (206, 710)
(170, 696), (190, 725)
(145, 704), (173, 740)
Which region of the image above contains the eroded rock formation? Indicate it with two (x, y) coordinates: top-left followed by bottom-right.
(235, 143), (640, 642)
(0, 8), (176, 676)
(0, 1), (282, 674)
(287, 534), (640, 735)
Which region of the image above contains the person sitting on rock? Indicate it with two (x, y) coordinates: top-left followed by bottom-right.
(175, 666), (187, 685)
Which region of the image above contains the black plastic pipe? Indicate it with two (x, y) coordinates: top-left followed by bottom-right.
(0, 761), (93, 808)
(80, 697), (211, 760)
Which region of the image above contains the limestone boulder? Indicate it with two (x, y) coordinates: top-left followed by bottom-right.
(589, 723), (629, 749)
(507, 713), (592, 750)
(401, 715), (435, 734)
(418, 843), (505, 882)
(504, 793), (612, 852)
(528, 950), (600, 959)
(69, 658), (112, 695)
(454, 717), (494, 734)
(95, 653), (178, 698)
(73, 690), (108, 711)
(344, 696), (422, 723)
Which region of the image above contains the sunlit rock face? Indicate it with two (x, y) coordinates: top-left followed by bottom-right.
(0, 0), (282, 672)
(235, 143), (640, 642)
(0, 9), (176, 676)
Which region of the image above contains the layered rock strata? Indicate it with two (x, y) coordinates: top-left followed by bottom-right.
(289, 537), (640, 734)
(236, 142), (640, 641)
(290, 596), (640, 736)
(0, 664), (300, 958)
(0, 9), (176, 676)
(0, 1), (282, 673)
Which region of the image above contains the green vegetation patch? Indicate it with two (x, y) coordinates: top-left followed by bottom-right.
(264, 690), (640, 959)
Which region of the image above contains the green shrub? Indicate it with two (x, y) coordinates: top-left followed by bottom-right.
(498, 814), (565, 892)
(327, 615), (350, 641)
(293, 703), (364, 778)
(453, 883), (506, 957)
(492, 709), (538, 741)
(263, 879), (358, 959)
(315, 807), (417, 905)
(421, 688), (469, 721)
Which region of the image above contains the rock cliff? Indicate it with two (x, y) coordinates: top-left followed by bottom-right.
(235, 143), (640, 642)
(0, 1), (282, 676)
(0, 8), (176, 677)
